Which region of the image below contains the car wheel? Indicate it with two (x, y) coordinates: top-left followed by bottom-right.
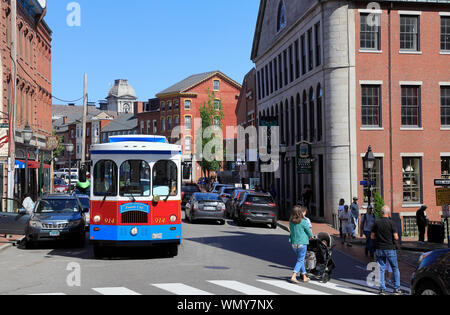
(94, 245), (106, 259)
(75, 235), (85, 248)
(219, 220), (226, 225)
(24, 238), (35, 250)
(271, 223), (278, 229)
(415, 281), (442, 295)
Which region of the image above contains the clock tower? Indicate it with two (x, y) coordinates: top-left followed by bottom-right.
(106, 79), (137, 113)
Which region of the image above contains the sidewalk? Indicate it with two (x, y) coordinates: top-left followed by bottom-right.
(0, 235), (23, 252)
(276, 220), (448, 284)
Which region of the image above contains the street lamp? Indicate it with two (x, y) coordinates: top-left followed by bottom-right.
(23, 124), (33, 197)
(190, 153), (194, 184)
(364, 146), (375, 208)
(65, 143), (74, 193)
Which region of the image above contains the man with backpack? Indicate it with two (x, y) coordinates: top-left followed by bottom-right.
(360, 205), (376, 259)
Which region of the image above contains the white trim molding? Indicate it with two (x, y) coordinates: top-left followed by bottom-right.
(400, 152), (424, 157)
(398, 11), (421, 16)
(399, 81), (423, 86)
(441, 152), (450, 157)
(360, 152), (385, 158)
(400, 211), (420, 216)
(439, 12), (450, 16)
(359, 9), (382, 14)
(439, 82), (450, 86)
(359, 80), (383, 85)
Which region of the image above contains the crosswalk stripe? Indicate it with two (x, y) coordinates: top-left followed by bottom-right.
(151, 283), (214, 295)
(257, 280), (330, 295)
(208, 280), (278, 295)
(92, 287), (141, 295)
(311, 281), (375, 295)
(29, 293), (67, 295)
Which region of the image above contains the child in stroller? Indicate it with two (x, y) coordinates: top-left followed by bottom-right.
(305, 232), (336, 283)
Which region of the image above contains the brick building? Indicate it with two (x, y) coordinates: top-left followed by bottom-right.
(136, 71), (241, 182)
(251, 0), (450, 232)
(1, 0), (52, 200)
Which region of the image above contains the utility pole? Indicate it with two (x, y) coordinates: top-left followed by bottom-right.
(7, 0), (18, 201)
(81, 73), (87, 165)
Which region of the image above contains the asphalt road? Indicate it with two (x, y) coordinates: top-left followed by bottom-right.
(0, 214), (410, 295)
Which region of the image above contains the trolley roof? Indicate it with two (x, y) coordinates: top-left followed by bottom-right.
(90, 135), (181, 156)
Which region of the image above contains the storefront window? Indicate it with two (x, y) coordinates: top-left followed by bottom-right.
(153, 160), (178, 196)
(442, 157), (450, 179)
(363, 158), (383, 203)
(93, 160), (117, 196)
(120, 160), (151, 197)
(403, 157), (422, 204)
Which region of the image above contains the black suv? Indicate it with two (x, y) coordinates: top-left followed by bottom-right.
(411, 248), (450, 295)
(24, 195), (89, 248)
(233, 192), (278, 229)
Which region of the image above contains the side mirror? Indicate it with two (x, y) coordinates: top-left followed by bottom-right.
(83, 208), (89, 214)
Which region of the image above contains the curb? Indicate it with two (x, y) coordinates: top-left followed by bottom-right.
(277, 222), (290, 233)
(0, 243), (13, 253)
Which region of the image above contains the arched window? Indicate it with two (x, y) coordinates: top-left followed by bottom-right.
(317, 84), (323, 142)
(309, 87), (315, 142)
(120, 160), (151, 197)
(302, 91), (308, 141)
(277, 1), (287, 32)
(296, 94), (301, 142)
(94, 160), (118, 196)
(153, 160), (178, 196)
(290, 97), (295, 146)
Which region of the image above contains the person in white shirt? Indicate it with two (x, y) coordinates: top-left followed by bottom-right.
(301, 207), (313, 229)
(22, 195), (35, 213)
(339, 205), (353, 247)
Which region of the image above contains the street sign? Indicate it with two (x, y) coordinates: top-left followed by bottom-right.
(436, 188), (450, 207)
(435, 179), (450, 186)
(46, 136), (60, 151)
(296, 142), (312, 175)
(442, 205), (450, 219)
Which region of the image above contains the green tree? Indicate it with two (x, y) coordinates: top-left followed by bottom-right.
(52, 131), (64, 159)
(373, 192), (385, 219)
(196, 90), (224, 178)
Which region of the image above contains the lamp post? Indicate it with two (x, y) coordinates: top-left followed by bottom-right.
(364, 146), (375, 208)
(65, 143), (74, 194)
(22, 124), (33, 198)
(190, 153), (194, 184)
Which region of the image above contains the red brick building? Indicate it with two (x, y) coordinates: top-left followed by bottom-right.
(136, 71), (241, 182)
(1, 0), (52, 200)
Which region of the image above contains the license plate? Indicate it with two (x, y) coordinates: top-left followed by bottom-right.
(49, 231), (60, 237)
(152, 233), (163, 240)
(204, 207), (216, 211)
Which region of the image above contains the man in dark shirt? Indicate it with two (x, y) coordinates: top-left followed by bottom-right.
(371, 206), (402, 295)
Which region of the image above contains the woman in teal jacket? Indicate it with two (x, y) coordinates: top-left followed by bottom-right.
(289, 205), (313, 283)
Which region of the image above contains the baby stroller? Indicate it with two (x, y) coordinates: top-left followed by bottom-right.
(305, 232), (336, 283)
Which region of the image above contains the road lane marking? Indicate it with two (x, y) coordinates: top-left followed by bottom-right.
(151, 283), (214, 295)
(208, 280), (278, 295)
(92, 287), (141, 295)
(311, 280), (376, 295)
(257, 280), (330, 295)
(29, 293), (67, 295)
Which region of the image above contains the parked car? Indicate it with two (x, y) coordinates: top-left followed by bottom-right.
(76, 194), (90, 230)
(23, 194), (89, 248)
(181, 183), (201, 210)
(218, 186), (236, 206)
(233, 192), (278, 229)
(225, 188), (248, 218)
(54, 178), (69, 194)
(229, 189), (252, 219)
(185, 193), (226, 225)
(209, 183), (233, 193)
(410, 248), (450, 295)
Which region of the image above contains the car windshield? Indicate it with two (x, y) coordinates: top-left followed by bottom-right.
(54, 179), (65, 186)
(35, 199), (80, 213)
(194, 194), (219, 201)
(246, 195), (273, 204)
(183, 185), (200, 192)
(223, 188), (234, 195)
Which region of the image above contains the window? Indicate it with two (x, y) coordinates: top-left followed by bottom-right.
(184, 99), (191, 110)
(269, 61), (274, 94)
(302, 91), (308, 141)
(309, 88), (315, 142)
(213, 116), (220, 127)
(147, 121), (151, 134)
(283, 49), (288, 86)
(185, 116), (192, 130)
(161, 117), (166, 132)
(315, 22), (322, 66)
(294, 40), (300, 79)
(161, 102), (166, 111)
(168, 101), (172, 111)
(153, 160), (178, 196)
(278, 54), (283, 88)
(140, 121), (145, 134)
(120, 160), (151, 197)
(308, 29), (314, 71)
(168, 116), (172, 130)
(174, 100), (179, 110)
(274, 57), (278, 91)
(400, 15), (419, 51)
(360, 13), (380, 50)
(289, 44), (294, 83)
(185, 137), (192, 152)
(442, 157), (450, 179)
(442, 17), (450, 51)
(441, 87), (450, 126)
(317, 84), (323, 142)
(261, 68), (265, 99)
(93, 160), (118, 196)
(257, 71), (262, 100)
(174, 116), (180, 127)
(277, 1), (286, 32)
(401, 86), (421, 127)
(361, 85), (382, 127)
(213, 80), (220, 91)
(363, 157), (383, 204)
(402, 157), (422, 204)
(265, 64), (269, 96)
(214, 99), (221, 111)
(153, 120), (158, 134)
(301, 35), (306, 75)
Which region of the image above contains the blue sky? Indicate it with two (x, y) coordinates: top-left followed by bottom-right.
(46, 0), (260, 105)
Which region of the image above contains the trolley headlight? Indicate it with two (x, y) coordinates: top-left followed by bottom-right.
(130, 227), (139, 236)
(170, 215), (177, 223)
(153, 195), (160, 203)
(93, 215), (101, 223)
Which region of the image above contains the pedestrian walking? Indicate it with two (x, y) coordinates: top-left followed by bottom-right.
(339, 205), (353, 247)
(350, 197), (360, 238)
(371, 206), (402, 295)
(289, 205), (313, 284)
(302, 185), (313, 211)
(338, 199), (345, 239)
(416, 205), (428, 243)
(360, 205), (376, 259)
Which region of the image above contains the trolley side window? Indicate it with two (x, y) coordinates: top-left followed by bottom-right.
(153, 160), (178, 196)
(120, 160), (151, 197)
(93, 160), (118, 196)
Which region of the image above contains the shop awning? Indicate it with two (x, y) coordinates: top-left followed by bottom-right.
(8, 160), (51, 169)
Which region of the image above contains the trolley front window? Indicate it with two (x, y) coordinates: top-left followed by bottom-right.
(94, 160), (118, 196)
(153, 160), (178, 196)
(120, 160), (151, 197)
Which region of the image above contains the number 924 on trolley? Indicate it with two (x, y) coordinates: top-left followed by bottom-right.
(89, 135), (182, 258)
